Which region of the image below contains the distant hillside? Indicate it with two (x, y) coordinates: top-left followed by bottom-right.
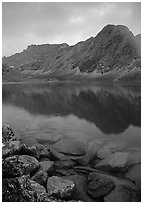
(2, 24), (141, 82)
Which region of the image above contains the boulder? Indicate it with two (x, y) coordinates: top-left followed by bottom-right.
(97, 142), (123, 159)
(52, 138), (87, 156)
(3, 155), (40, 178)
(87, 173), (114, 198)
(2, 175), (35, 202)
(77, 142), (100, 166)
(125, 163), (141, 190)
(55, 160), (75, 170)
(96, 152), (129, 171)
(39, 161), (55, 175)
(62, 174), (95, 202)
(104, 185), (134, 202)
(47, 176), (75, 199)
(2, 140), (50, 160)
(31, 170), (48, 185)
(35, 143), (50, 158)
(2, 141), (22, 158)
(86, 172), (137, 191)
(2, 124), (17, 143)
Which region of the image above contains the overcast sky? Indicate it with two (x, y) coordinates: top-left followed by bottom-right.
(2, 2), (141, 57)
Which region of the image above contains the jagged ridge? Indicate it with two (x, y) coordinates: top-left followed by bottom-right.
(2, 24), (141, 82)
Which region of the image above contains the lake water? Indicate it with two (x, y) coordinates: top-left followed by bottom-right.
(2, 82), (141, 150)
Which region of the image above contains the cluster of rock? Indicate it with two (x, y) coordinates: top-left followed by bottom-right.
(2, 124), (141, 202)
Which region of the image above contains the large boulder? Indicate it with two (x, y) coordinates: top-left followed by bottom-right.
(104, 185), (135, 202)
(62, 174), (95, 202)
(96, 152), (129, 171)
(3, 174), (58, 202)
(125, 163), (141, 190)
(47, 176), (75, 199)
(2, 175), (35, 202)
(3, 155), (40, 177)
(51, 138), (87, 156)
(87, 173), (114, 198)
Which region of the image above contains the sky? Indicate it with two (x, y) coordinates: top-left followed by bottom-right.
(2, 2), (141, 57)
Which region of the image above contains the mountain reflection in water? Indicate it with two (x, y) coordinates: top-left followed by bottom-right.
(2, 82), (141, 148)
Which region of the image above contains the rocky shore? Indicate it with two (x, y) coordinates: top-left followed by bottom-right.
(2, 124), (141, 202)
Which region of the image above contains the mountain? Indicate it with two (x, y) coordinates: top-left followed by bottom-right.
(2, 24), (141, 82)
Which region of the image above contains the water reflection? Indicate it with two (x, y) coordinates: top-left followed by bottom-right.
(2, 82), (141, 135)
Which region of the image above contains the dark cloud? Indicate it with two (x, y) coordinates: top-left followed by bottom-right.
(2, 2), (141, 56)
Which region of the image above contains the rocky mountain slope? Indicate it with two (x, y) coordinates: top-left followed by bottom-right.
(2, 24), (141, 82)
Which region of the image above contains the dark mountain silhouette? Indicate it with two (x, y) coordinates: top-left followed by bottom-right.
(2, 24), (141, 82)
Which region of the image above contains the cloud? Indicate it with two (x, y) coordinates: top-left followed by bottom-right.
(2, 2), (141, 56)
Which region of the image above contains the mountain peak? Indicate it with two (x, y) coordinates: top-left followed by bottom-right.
(2, 24), (141, 82)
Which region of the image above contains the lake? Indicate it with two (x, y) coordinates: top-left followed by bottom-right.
(2, 82), (141, 150)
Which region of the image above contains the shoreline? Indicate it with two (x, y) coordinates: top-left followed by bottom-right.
(2, 124), (141, 202)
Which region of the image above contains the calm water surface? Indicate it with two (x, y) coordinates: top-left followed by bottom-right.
(2, 82), (141, 149)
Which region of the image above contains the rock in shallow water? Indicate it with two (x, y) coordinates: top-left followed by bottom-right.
(104, 185), (134, 202)
(97, 142), (123, 159)
(77, 142), (100, 166)
(87, 173), (114, 198)
(125, 163), (141, 190)
(127, 151), (141, 166)
(47, 176), (75, 199)
(96, 152), (129, 171)
(50, 147), (69, 161)
(52, 138), (87, 156)
(3, 155), (40, 177)
(55, 160), (76, 170)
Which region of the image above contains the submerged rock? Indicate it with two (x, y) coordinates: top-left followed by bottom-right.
(87, 173), (114, 198)
(97, 142), (123, 159)
(47, 176), (75, 199)
(3, 155), (39, 177)
(127, 151), (141, 166)
(104, 185), (134, 202)
(125, 163), (141, 190)
(55, 160), (75, 170)
(77, 142), (99, 166)
(50, 148), (69, 161)
(96, 152), (129, 171)
(52, 138), (87, 156)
